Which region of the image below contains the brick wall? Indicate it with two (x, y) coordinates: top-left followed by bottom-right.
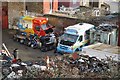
(44, 14), (81, 29)
(26, 2), (43, 14)
(53, 0), (58, 12)
(43, 0), (50, 14)
(8, 2), (24, 29)
(8, 2), (44, 29)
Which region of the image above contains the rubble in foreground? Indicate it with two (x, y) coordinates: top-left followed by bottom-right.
(1, 53), (119, 79)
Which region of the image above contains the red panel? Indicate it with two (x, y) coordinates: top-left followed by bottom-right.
(2, 16), (8, 29)
(2, 3), (8, 29)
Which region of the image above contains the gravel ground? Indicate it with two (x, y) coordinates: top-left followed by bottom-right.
(2, 29), (56, 61)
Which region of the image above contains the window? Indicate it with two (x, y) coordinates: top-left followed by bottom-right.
(41, 24), (47, 30)
(85, 30), (90, 40)
(61, 33), (78, 42)
(89, 0), (99, 8)
(78, 36), (83, 42)
(35, 26), (40, 31)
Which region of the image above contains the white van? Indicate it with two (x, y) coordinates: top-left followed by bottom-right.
(56, 23), (95, 54)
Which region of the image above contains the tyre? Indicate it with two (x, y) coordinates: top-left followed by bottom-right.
(28, 42), (31, 46)
(31, 44), (34, 48)
(20, 39), (24, 44)
(75, 48), (79, 52)
(31, 44), (37, 49)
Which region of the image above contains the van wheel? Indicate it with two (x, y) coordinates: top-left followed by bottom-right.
(75, 48), (79, 52)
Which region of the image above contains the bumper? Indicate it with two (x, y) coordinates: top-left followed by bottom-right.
(57, 47), (74, 54)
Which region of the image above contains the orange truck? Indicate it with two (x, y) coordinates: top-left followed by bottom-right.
(17, 16), (54, 37)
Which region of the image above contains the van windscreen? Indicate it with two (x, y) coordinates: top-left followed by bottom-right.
(60, 33), (78, 43)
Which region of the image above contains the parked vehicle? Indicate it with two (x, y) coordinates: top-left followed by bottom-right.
(17, 16), (54, 37)
(30, 37), (42, 49)
(13, 16), (56, 51)
(13, 31), (27, 44)
(40, 33), (56, 52)
(56, 23), (95, 54)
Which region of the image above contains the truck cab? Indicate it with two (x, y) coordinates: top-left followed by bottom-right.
(56, 23), (95, 54)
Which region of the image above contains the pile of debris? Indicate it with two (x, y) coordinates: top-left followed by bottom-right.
(2, 53), (119, 79)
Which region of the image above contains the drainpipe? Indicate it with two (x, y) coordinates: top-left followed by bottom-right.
(107, 32), (112, 45)
(118, 23), (120, 46)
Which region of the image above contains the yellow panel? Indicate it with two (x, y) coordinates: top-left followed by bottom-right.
(24, 28), (34, 34)
(23, 16), (34, 21)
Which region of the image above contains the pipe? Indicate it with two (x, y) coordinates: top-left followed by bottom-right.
(107, 32), (112, 45)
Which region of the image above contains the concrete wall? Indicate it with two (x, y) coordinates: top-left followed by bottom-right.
(58, 0), (79, 8)
(104, 0), (119, 13)
(70, 0), (80, 8)
(80, 0), (89, 7)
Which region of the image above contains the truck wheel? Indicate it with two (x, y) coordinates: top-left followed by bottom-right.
(31, 44), (34, 48)
(28, 42), (31, 46)
(31, 44), (37, 49)
(20, 39), (24, 44)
